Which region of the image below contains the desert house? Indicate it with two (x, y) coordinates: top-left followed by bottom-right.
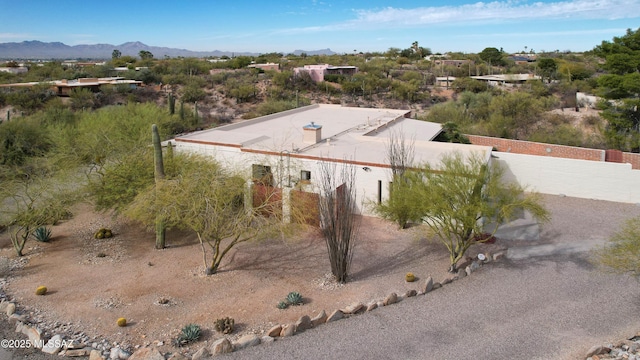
(0, 77), (142, 96)
(293, 64), (358, 82)
(171, 104), (493, 220)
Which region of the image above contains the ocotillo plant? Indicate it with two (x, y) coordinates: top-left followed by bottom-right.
(152, 124), (166, 249)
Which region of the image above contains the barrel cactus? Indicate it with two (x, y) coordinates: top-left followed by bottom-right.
(405, 272), (416, 282)
(116, 317), (127, 327)
(35, 286), (47, 295)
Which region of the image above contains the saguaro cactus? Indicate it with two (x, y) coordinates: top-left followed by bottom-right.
(168, 93), (175, 115)
(152, 124), (166, 249)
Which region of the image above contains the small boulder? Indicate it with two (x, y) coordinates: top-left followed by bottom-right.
(470, 261), (481, 272)
(404, 289), (417, 298)
(127, 347), (162, 360)
(280, 324), (296, 337)
(167, 353), (189, 360)
(190, 346), (210, 360)
(441, 277), (453, 285)
(341, 302), (364, 315)
(465, 266), (473, 276)
(267, 325), (282, 337)
(41, 334), (64, 355)
(209, 338), (233, 355)
(493, 252), (505, 261)
(88, 349), (103, 360)
(585, 345), (610, 358)
(295, 315), (312, 332)
(457, 268), (467, 279)
(455, 256), (472, 270)
(61, 347), (93, 357)
(366, 302), (378, 312)
(233, 334), (260, 350)
(311, 310), (327, 327)
(109, 347), (132, 360)
(326, 310), (344, 323)
(23, 327), (42, 349)
(261, 336), (275, 344)
(432, 282), (442, 290)
(6, 302), (16, 316)
(383, 292), (398, 306)
(422, 276), (434, 294)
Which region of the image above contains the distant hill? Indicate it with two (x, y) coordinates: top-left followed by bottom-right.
(0, 41), (336, 60)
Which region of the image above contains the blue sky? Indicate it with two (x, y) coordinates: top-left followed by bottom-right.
(1, 0), (639, 54)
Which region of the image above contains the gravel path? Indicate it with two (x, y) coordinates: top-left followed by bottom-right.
(221, 195), (640, 360)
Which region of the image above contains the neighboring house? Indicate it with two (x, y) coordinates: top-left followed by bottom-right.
(471, 74), (540, 87)
(0, 77), (143, 96)
(433, 59), (474, 68)
(248, 63), (280, 72)
(293, 64), (358, 82)
(0, 66), (28, 74)
(435, 76), (456, 87)
(508, 55), (536, 65)
(171, 104), (492, 218)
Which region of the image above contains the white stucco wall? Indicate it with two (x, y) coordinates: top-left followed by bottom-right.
(494, 152), (640, 204)
(173, 141), (395, 216)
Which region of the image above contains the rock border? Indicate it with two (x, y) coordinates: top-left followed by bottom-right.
(6, 248), (633, 360)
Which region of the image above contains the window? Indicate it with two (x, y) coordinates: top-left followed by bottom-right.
(252, 164), (273, 186)
(300, 170), (311, 182)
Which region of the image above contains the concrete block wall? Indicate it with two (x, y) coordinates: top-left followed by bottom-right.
(468, 135), (604, 161)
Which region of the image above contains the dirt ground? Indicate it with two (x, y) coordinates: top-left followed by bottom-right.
(0, 203), (505, 355)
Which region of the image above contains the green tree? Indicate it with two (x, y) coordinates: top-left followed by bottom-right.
(479, 47), (506, 67)
(537, 58), (557, 82)
(0, 164), (76, 256)
(0, 117), (52, 166)
(593, 217), (640, 277)
(69, 87), (95, 111)
(139, 50), (154, 60)
(377, 152), (549, 272)
(112, 49), (122, 59)
(593, 28), (640, 151)
(126, 154), (281, 275)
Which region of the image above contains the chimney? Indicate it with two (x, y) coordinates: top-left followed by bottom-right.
(303, 122), (322, 144)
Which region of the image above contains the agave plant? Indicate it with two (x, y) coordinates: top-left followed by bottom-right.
(175, 323), (201, 346)
(33, 227), (52, 242)
(286, 291), (303, 306)
(276, 300), (289, 309)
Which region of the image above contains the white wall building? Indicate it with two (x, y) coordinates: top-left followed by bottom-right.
(172, 104), (492, 216)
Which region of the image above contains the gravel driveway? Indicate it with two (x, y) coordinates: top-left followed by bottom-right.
(222, 195), (640, 360)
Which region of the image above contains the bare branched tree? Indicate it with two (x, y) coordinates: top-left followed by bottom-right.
(385, 128), (415, 178)
(317, 159), (359, 283)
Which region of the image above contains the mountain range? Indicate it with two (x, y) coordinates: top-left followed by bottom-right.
(0, 41), (336, 60)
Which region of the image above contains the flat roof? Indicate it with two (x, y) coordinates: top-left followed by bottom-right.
(176, 104), (492, 167)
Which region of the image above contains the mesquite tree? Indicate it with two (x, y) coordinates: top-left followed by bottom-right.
(317, 160), (360, 283)
(126, 154), (281, 275)
(152, 124), (166, 249)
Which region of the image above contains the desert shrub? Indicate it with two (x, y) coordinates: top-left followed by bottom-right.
(214, 317), (235, 334)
